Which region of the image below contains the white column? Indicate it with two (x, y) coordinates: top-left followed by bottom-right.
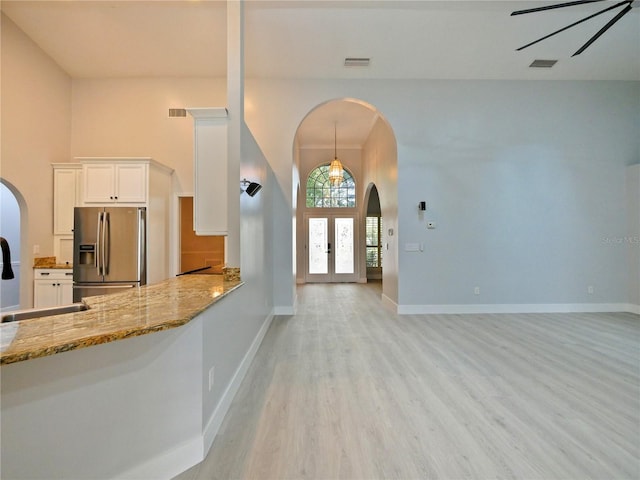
(226, 0), (243, 268)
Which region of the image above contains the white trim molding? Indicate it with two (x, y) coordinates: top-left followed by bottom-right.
(626, 303), (640, 315)
(397, 303), (640, 315)
(273, 305), (295, 315)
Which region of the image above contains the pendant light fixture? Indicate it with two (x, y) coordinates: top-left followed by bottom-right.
(328, 123), (344, 187)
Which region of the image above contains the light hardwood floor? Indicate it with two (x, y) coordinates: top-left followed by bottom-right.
(175, 282), (640, 480)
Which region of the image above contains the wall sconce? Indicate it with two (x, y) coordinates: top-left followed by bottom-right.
(241, 179), (262, 197)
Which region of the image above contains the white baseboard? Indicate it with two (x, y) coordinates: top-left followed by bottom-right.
(273, 305), (295, 315)
(202, 311), (274, 454)
(120, 436), (204, 480)
(397, 303), (639, 315)
(625, 303), (640, 314)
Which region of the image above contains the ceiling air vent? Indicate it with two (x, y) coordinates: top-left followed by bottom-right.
(529, 59), (557, 68)
(344, 57), (370, 67)
(168, 108), (187, 117)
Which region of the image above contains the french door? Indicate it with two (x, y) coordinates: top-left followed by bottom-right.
(305, 214), (358, 283)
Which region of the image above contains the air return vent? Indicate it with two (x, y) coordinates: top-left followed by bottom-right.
(344, 57), (370, 67)
(529, 59), (557, 68)
(168, 108), (187, 117)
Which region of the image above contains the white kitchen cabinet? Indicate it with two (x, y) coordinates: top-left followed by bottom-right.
(82, 161), (146, 204)
(52, 164), (82, 264)
(53, 164), (82, 235)
(34, 269), (73, 308)
(186, 108), (229, 235)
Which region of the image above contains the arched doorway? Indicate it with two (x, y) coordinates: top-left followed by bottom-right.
(364, 183), (382, 282)
(0, 180), (23, 311)
(293, 98), (398, 298)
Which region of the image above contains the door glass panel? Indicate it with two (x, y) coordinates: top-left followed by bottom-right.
(334, 217), (354, 274)
(308, 218), (328, 274)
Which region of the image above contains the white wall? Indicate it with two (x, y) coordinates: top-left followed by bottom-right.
(1, 321), (204, 480)
(71, 77), (226, 193)
(1, 13), (72, 308)
(362, 116), (399, 305)
(245, 78), (639, 312)
(395, 80), (637, 311)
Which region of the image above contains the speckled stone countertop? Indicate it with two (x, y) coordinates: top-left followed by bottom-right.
(33, 257), (72, 269)
(0, 275), (243, 365)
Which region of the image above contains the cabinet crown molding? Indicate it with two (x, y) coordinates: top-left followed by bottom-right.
(73, 157), (174, 174)
(186, 107), (228, 119)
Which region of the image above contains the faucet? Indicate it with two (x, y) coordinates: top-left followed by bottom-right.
(0, 237), (15, 280)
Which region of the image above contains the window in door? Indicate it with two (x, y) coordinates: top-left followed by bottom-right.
(305, 214), (358, 283)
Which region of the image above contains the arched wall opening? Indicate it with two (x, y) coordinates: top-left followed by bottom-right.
(363, 183), (382, 282)
(1, 178), (28, 311)
(292, 98), (399, 303)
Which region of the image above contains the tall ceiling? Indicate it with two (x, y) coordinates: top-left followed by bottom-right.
(2, 0), (639, 146)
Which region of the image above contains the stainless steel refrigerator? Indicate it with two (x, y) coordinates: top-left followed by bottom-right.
(73, 207), (146, 302)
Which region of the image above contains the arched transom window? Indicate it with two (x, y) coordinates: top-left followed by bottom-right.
(306, 164), (356, 208)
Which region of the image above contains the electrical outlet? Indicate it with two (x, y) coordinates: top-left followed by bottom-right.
(208, 366), (215, 391)
(474, 286), (480, 295)
(33, 244), (40, 255)
(588, 285), (594, 295)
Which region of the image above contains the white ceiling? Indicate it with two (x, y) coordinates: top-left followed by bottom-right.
(2, 0), (639, 147)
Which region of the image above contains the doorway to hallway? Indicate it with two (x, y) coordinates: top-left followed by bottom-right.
(293, 97), (398, 304)
(304, 213), (358, 283)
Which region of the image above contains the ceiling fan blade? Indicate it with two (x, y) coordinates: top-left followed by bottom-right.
(572, 2), (633, 55)
(515, 0), (631, 51)
(511, 0), (605, 16)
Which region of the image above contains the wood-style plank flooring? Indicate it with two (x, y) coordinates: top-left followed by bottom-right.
(174, 282), (640, 479)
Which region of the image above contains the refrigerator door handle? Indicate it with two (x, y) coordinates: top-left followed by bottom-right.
(138, 208), (146, 284)
(104, 212), (110, 276)
(96, 212), (103, 276)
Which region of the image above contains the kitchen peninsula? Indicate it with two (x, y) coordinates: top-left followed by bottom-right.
(1, 274), (242, 365)
(0, 274), (272, 480)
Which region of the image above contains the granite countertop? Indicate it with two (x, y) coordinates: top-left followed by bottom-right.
(0, 275), (243, 365)
(34, 264), (73, 270)
(33, 257), (72, 269)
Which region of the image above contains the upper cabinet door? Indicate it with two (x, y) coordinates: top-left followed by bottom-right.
(53, 165), (81, 234)
(114, 163), (147, 203)
(83, 164), (116, 203)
